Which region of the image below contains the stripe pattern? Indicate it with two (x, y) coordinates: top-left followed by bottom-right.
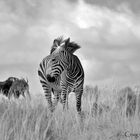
(38, 37), (84, 113)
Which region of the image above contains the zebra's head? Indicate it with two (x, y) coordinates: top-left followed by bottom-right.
(46, 56), (65, 83)
(46, 38), (70, 83)
(46, 36), (81, 83)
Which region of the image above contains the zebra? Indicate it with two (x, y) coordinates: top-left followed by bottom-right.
(0, 77), (18, 97)
(8, 78), (31, 99)
(38, 37), (84, 113)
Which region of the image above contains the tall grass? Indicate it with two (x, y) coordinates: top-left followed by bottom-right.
(0, 86), (140, 140)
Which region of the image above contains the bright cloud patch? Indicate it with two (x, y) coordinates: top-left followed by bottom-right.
(70, 0), (140, 46)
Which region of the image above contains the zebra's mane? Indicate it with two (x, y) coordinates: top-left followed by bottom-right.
(66, 42), (81, 54)
(50, 36), (63, 54)
(50, 36), (81, 54)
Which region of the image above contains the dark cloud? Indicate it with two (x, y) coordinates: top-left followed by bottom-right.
(66, 0), (78, 3)
(4, 0), (41, 18)
(84, 0), (140, 14)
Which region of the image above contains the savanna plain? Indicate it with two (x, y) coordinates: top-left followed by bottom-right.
(0, 85), (140, 140)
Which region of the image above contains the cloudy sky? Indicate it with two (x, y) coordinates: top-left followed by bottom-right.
(0, 0), (140, 94)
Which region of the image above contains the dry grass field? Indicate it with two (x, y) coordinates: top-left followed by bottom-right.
(0, 85), (140, 140)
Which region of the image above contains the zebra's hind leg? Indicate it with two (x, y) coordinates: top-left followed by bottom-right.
(61, 86), (70, 111)
(75, 88), (83, 114)
(61, 88), (67, 111)
(65, 87), (71, 110)
(66, 93), (69, 110)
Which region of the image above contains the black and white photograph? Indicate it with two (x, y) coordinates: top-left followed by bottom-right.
(0, 0), (140, 139)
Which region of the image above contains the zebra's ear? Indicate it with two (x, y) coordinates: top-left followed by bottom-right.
(53, 39), (59, 47)
(65, 38), (70, 46)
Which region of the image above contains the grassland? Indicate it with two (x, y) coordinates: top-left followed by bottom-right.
(0, 86), (140, 140)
